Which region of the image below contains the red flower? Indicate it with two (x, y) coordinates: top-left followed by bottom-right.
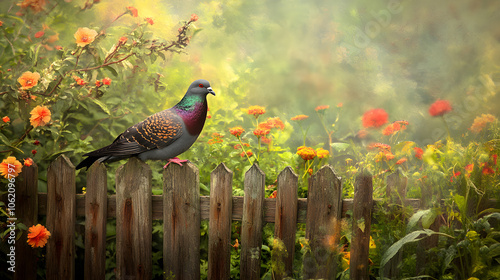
(102, 77), (111, 85)
(190, 14), (199, 22)
(492, 154), (497, 166)
(253, 127), (270, 137)
(247, 105), (266, 117)
(315, 105), (330, 112)
(429, 100), (452, 117)
(95, 80), (101, 87)
(32, 149), (37, 155)
(465, 164), (474, 174)
(414, 147), (424, 160)
(265, 117), (285, 130)
(2, 116), (10, 123)
(145, 17), (154, 25)
(118, 36), (128, 44)
(269, 190), (277, 199)
(396, 157), (407, 165)
(127, 6), (138, 17)
(450, 171), (461, 182)
(34, 140), (40, 145)
(34, 31), (44, 38)
(240, 150), (253, 157)
(229, 126), (244, 137)
(482, 166), (495, 175)
(362, 108), (389, 128)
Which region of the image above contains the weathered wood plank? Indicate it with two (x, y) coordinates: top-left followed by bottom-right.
(208, 163), (233, 280)
(116, 158), (152, 280)
(240, 164), (265, 280)
(84, 162), (107, 280)
(14, 163), (38, 280)
(350, 170), (373, 280)
(46, 155), (76, 280)
(304, 165), (342, 280)
(163, 162), (201, 279)
(273, 166), (298, 279)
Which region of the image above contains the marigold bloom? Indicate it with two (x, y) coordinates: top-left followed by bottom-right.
(190, 14), (199, 22)
(414, 147), (424, 160)
(3, 116), (10, 123)
(429, 100), (452, 117)
(368, 143), (391, 152)
(229, 126), (244, 137)
(0, 157), (23, 178)
(18, 71), (40, 90)
(315, 105), (330, 112)
(27, 224), (51, 248)
(29, 105), (51, 127)
(145, 17), (154, 25)
(469, 114), (496, 133)
(208, 133), (223, 145)
(396, 157), (407, 165)
(73, 76), (87, 86)
(253, 127), (270, 137)
(74, 27), (98, 47)
(34, 140), (40, 145)
(240, 150), (253, 157)
(34, 31), (44, 38)
(385, 152), (395, 161)
(291, 115), (309, 121)
(317, 148), (329, 159)
(24, 158), (34, 166)
(482, 166), (494, 175)
(261, 136), (272, 144)
(247, 105), (266, 117)
(362, 108), (389, 128)
(102, 77), (112, 85)
(32, 149), (37, 155)
(18, 0), (46, 13)
(95, 80), (101, 87)
(127, 6), (138, 17)
(297, 146), (316, 161)
(265, 117), (285, 130)
(382, 120), (408, 136)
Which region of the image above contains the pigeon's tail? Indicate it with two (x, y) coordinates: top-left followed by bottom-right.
(75, 156), (101, 170)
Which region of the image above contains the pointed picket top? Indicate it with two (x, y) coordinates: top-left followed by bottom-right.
(163, 160), (199, 180)
(48, 154), (75, 172)
(245, 162), (264, 177)
(278, 166), (298, 180)
(211, 162), (233, 177)
(311, 164), (341, 183)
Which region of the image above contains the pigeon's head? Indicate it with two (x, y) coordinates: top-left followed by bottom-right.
(187, 79), (215, 97)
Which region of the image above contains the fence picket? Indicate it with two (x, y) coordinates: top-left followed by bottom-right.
(304, 165), (343, 280)
(46, 155), (76, 280)
(208, 163), (233, 280)
(350, 170), (373, 280)
(273, 166), (298, 279)
(163, 162), (201, 279)
(240, 164), (265, 280)
(14, 163), (38, 280)
(116, 158), (152, 280)
(84, 162), (107, 280)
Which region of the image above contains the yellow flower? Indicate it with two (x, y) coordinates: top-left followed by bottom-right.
(29, 105), (51, 127)
(17, 71), (40, 90)
(297, 146), (316, 161)
(0, 156), (23, 178)
(316, 148), (329, 159)
(74, 27), (98, 47)
(27, 224), (51, 248)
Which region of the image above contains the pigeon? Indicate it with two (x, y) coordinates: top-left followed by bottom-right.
(76, 79), (215, 170)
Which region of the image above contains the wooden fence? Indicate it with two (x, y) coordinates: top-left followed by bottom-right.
(5, 155), (496, 280)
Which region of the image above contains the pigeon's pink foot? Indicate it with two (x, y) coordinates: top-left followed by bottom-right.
(163, 157), (188, 169)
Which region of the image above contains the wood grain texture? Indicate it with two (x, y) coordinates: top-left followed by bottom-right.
(240, 164), (265, 280)
(208, 163), (233, 280)
(116, 158), (152, 280)
(273, 166), (298, 279)
(84, 162), (107, 280)
(163, 162), (201, 280)
(304, 165), (343, 280)
(14, 163), (38, 280)
(350, 170), (373, 280)
(46, 155), (76, 280)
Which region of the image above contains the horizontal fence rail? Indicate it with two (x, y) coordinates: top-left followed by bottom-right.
(3, 155), (499, 280)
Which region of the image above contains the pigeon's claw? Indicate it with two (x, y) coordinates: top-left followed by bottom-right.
(163, 157), (188, 169)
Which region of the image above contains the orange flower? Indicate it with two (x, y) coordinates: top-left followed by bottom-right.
(18, 0), (46, 13)
(208, 133), (224, 145)
(316, 148), (329, 159)
(74, 27), (98, 47)
(73, 76), (87, 86)
(234, 143), (250, 149)
(297, 146), (316, 161)
(264, 117), (285, 130)
(2, 116), (10, 123)
(429, 100), (452, 117)
(247, 105), (266, 117)
(469, 114), (496, 133)
(315, 105), (330, 112)
(396, 157), (407, 165)
(145, 17), (154, 25)
(34, 31), (44, 38)
(1, 156), (23, 178)
(24, 158), (34, 166)
(291, 115), (309, 121)
(127, 6), (138, 17)
(27, 224), (51, 248)
(229, 126), (244, 137)
(18, 71), (40, 90)
(29, 105), (51, 127)
(269, 190), (277, 199)
(482, 166), (495, 175)
(95, 80), (101, 87)
(102, 77), (112, 85)
(368, 143), (391, 152)
(240, 150), (253, 157)
(261, 136), (272, 144)
(414, 147), (424, 160)
(190, 14), (199, 22)
(362, 108), (389, 128)
(119, 36), (128, 44)
(0, 21), (3, 27)
(465, 164), (474, 174)
(357, 129), (368, 139)
(253, 127), (270, 137)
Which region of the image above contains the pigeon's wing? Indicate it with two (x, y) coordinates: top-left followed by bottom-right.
(83, 110), (184, 157)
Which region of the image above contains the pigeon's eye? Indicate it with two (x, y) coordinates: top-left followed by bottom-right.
(198, 84), (204, 88)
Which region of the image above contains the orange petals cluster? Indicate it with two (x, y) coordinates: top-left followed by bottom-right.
(240, 150), (253, 157)
(316, 148), (329, 159)
(24, 158), (34, 167)
(127, 6), (139, 17)
(229, 126), (244, 137)
(3, 116), (10, 123)
(469, 114), (496, 133)
(414, 147), (424, 160)
(382, 120), (409, 136)
(0, 156), (23, 178)
(73, 76), (87, 86)
(362, 108), (389, 128)
(247, 105), (266, 117)
(95, 77), (111, 87)
(145, 17), (154, 25)
(396, 157), (407, 165)
(315, 105), (330, 112)
(368, 143), (394, 162)
(18, 0), (46, 13)
(18, 71), (41, 90)
(297, 146), (316, 161)
(27, 224), (51, 248)
(74, 27), (98, 47)
(208, 133), (224, 145)
(291, 115), (309, 121)
(429, 100), (452, 117)
(29, 105), (51, 127)
(253, 126), (270, 137)
(190, 14), (199, 22)
(264, 117), (285, 130)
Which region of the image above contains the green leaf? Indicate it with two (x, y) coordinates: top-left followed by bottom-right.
(421, 208), (438, 229)
(406, 209), (431, 233)
(330, 142), (350, 152)
(89, 98), (111, 115)
(104, 65), (119, 77)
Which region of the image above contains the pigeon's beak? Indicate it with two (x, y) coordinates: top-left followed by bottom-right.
(207, 87), (215, 96)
